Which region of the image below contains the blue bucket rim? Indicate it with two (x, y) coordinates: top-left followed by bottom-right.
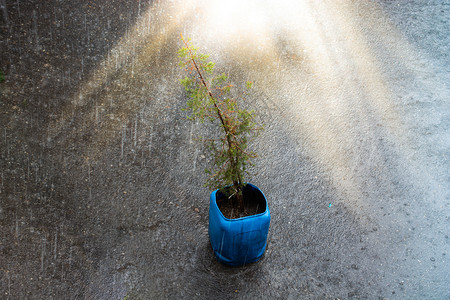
(211, 183), (269, 221)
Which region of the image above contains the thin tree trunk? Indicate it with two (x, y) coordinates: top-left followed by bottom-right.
(181, 34), (245, 212)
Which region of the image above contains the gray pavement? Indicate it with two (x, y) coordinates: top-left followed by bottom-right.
(1, 0), (449, 299)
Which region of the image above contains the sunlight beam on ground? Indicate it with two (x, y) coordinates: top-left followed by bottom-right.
(48, 0), (441, 215)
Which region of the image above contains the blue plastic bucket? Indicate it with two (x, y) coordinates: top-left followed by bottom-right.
(208, 183), (270, 266)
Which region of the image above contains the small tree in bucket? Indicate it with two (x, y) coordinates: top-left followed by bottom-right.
(178, 34), (261, 217)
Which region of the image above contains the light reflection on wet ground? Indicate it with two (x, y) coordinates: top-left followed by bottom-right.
(1, 0), (448, 298)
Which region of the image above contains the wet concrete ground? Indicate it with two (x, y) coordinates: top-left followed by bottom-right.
(1, 0), (449, 299)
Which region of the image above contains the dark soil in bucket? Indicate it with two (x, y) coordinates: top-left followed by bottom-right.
(216, 184), (266, 219)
